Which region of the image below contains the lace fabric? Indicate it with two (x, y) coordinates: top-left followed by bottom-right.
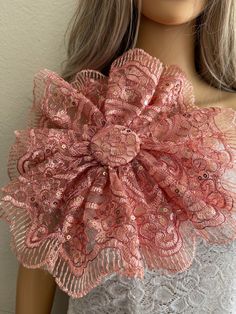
(0, 47), (236, 299)
(67, 234), (236, 314)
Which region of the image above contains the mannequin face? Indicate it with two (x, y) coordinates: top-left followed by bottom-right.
(141, 0), (207, 25)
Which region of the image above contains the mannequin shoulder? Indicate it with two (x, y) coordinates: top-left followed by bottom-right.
(221, 91), (236, 110)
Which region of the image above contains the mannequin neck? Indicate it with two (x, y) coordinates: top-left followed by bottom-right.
(135, 14), (198, 81)
(135, 14), (233, 108)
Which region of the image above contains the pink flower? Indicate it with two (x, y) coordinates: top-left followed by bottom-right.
(1, 48), (236, 298)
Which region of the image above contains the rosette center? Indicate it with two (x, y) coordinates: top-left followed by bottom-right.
(90, 124), (141, 167)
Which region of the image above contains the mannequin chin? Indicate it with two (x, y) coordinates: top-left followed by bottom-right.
(141, 0), (207, 25)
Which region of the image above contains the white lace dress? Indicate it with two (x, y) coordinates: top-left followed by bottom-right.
(67, 236), (236, 314)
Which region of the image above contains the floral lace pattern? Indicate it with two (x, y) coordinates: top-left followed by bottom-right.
(0, 48), (236, 299)
(67, 234), (236, 314)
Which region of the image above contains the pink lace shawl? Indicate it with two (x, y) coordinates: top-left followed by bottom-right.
(1, 48), (236, 298)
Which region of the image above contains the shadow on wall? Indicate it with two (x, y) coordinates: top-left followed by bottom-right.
(52, 287), (69, 314)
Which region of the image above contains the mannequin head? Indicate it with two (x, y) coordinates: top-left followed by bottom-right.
(141, 0), (207, 26)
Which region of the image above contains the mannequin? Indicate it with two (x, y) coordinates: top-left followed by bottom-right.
(136, 0), (236, 108)
(3, 0), (236, 313)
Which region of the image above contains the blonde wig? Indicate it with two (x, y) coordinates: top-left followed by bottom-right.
(60, 0), (236, 92)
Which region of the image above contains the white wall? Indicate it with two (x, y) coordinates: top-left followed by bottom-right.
(0, 1), (77, 313)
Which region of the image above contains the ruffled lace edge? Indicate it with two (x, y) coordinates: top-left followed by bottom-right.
(0, 193), (200, 298)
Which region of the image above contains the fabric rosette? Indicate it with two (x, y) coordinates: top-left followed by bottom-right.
(1, 48), (236, 298)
